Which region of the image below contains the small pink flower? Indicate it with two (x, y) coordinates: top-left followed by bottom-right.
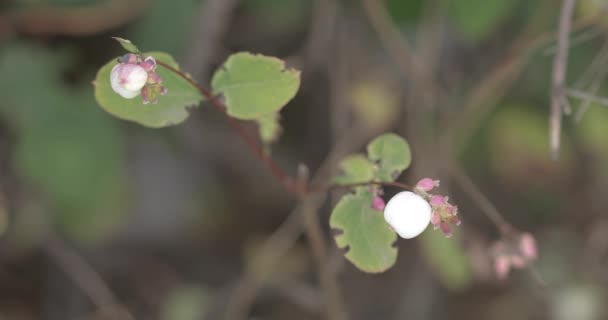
(140, 56), (157, 72)
(430, 212), (441, 229)
(427, 195), (460, 237)
(495, 255), (511, 280)
(416, 178), (440, 192)
(520, 233), (537, 259)
(429, 195), (446, 206)
(491, 232), (539, 280)
(372, 196), (386, 211)
(440, 221), (452, 238)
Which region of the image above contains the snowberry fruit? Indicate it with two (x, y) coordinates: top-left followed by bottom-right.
(383, 191), (431, 239)
(110, 63), (148, 99)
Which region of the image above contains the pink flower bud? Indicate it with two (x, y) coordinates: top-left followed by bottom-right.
(372, 196), (386, 211)
(430, 212), (441, 229)
(439, 221), (452, 237)
(147, 71), (162, 84)
(416, 178), (439, 192)
(520, 233), (537, 260)
(495, 256), (511, 280)
(110, 63), (148, 99)
(429, 195), (446, 206)
(140, 56), (157, 72)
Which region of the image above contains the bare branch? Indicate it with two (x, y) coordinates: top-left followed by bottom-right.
(550, 0), (577, 160)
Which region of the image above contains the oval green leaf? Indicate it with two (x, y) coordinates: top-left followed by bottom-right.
(211, 52), (301, 120)
(334, 154), (376, 185)
(94, 51), (203, 128)
(330, 190), (398, 273)
(367, 133), (411, 182)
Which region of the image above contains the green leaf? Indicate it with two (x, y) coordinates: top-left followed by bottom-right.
(367, 133), (411, 182)
(334, 155), (376, 185)
(447, 0), (521, 42)
(420, 230), (472, 290)
(330, 189), (397, 273)
(257, 113), (282, 144)
(211, 52), (301, 120)
(160, 286), (210, 320)
(94, 52), (203, 128)
(112, 37), (141, 54)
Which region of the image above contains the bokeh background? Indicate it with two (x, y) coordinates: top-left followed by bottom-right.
(1, 0), (608, 319)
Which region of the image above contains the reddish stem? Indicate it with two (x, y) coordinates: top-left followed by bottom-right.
(157, 61), (299, 195)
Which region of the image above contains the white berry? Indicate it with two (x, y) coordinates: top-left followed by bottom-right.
(384, 191), (431, 239)
(110, 63), (148, 99)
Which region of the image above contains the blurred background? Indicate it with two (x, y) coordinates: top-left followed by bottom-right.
(1, 0), (608, 319)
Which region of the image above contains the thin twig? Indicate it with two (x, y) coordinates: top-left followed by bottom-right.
(300, 192), (348, 320)
(360, 0), (443, 105)
(156, 60), (298, 195)
(222, 127), (371, 320)
(329, 180), (413, 192)
(449, 164), (512, 235)
(567, 88), (608, 106)
(572, 39), (608, 121)
(550, 0), (577, 160)
(45, 234), (134, 320)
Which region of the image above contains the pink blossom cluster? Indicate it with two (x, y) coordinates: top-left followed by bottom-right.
(415, 178), (461, 237)
(110, 53), (167, 104)
(492, 232), (538, 280)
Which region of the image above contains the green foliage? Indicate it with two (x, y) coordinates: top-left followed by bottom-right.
(94, 51), (203, 128)
(112, 37), (141, 54)
(0, 44), (127, 242)
(351, 81), (399, 132)
(577, 104), (608, 159)
(447, 0), (521, 42)
(331, 133), (411, 272)
(334, 155), (376, 185)
(256, 113), (282, 145)
(160, 286), (210, 320)
(367, 133), (412, 182)
(420, 230), (472, 290)
(211, 52), (301, 120)
(330, 189), (398, 273)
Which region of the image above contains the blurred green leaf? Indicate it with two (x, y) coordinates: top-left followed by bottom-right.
(447, 0), (521, 42)
(334, 154), (376, 185)
(211, 52), (300, 120)
(577, 104), (608, 159)
(386, 0), (424, 25)
(160, 286), (210, 320)
(94, 51), (203, 128)
(351, 81), (399, 132)
(256, 112), (282, 145)
(367, 133), (411, 182)
(420, 230), (472, 290)
(330, 189), (397, 273)
(0, 44), (128, 242)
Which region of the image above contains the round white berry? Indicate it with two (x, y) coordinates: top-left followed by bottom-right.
(384, 191), (431, 239)
(110, 63), (148, 99)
